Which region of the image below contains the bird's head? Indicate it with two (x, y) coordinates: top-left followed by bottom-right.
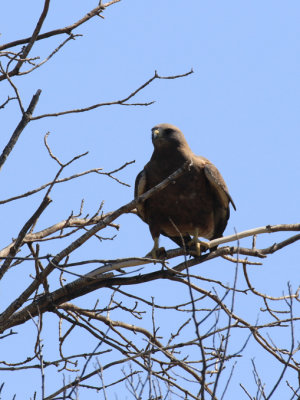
(151, 123), (187, 149)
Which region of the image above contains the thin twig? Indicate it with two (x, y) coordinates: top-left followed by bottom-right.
(0, 62), (24, 113)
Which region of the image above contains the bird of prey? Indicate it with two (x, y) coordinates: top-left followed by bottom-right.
(135, 123), (236, 257)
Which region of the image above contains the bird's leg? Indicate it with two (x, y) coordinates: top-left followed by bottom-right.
(188, 229), (209, 256)
(193, 228), (201, 256)
(151, 237), (160, 259)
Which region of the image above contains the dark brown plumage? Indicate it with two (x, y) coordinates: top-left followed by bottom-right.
(135, 123), (236, 257)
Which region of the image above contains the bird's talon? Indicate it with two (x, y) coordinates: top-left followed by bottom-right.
(198, 240), (209, 250)
(187, 236), (209, 256)
(146, 246), (166, 263)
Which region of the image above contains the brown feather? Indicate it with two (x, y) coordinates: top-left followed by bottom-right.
(134, 123), (236, 250)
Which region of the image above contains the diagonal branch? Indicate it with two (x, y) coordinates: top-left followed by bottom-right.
(0, 162), (190, 328)
(0, 168), (108, 205)
(0, 62), (24, 113)
(0, 196), (52, 280)
(0, 213), (119, 259)
(202, 224), (300, 249)
(17, 34), (81, 76)
(0, 0), (51, 80)
(0, 1), (120, 52)
(0, 160), (134, 256)
(0, 96), (17, 109)
(0, 89), (41, 171)
(30, 70), (193, 120)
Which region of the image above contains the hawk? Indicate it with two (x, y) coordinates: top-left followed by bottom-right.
(135, 123), (236, 257)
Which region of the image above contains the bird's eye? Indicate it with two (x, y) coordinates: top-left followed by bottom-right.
(164, 128), (173, 135)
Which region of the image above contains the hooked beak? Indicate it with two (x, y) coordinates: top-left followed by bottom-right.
(152, 127), (160, 141)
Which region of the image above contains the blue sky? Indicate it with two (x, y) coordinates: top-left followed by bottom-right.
(0, 1), (299, 398)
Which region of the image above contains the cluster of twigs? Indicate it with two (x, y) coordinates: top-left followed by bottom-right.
(0, 1), (299, 399)
(0, 135), (299, 399)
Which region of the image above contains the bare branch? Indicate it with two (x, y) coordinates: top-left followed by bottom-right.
(0, 89), (41, 171)
(0, 213), (120, 259)
(0, 0), (51, 80)
(2, 220), (300, 334)
(58, 302), (217, 399)
(0, 2), (299, 397)
(0, 160), (134, 205)
(0, 2), (119, 52)
(0, 162), (189, 328)
(206, 224), (300, 249)
(17, 34), (82, 76)
(0, 196), (52, 280)
(30, 70), (193, 120)
(0, 62), (24, 113)
(0, 96), (17, 109)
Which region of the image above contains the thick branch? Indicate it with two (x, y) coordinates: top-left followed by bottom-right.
(207, 224), (300, 248)
(0, 89), (41, 171)
(2, 229), (300, 333)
